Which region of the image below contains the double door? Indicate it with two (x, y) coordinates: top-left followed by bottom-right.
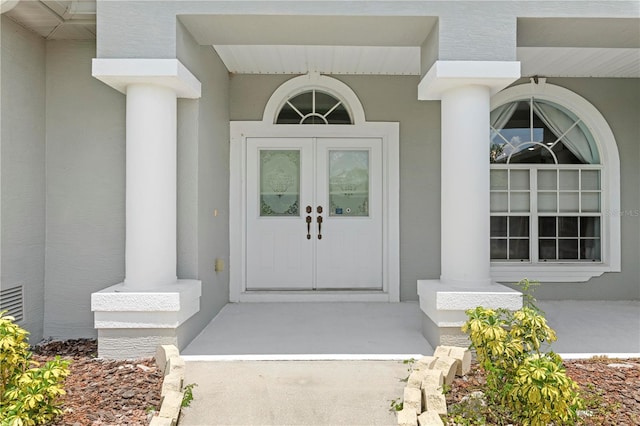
(246, 137), (382, 290)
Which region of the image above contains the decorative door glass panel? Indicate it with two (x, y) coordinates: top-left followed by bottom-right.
(260, 150), (300, 216)
(329, 150), (369, 216)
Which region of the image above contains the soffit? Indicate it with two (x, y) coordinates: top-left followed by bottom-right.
(4, 0), (95, 40)
(516, 18), (640, 78)
(181, 14), (434, 76)
(180, 15), (437, 47)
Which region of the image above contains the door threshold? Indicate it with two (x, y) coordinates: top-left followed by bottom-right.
(237, 290), (392, 303)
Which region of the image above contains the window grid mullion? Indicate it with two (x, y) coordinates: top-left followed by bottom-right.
(530, 169), (539, 262)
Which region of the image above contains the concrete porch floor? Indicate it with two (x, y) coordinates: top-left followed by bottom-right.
(182, 302), (432, 359)
(182, 300), (640, 359)
(178, 301), (638, 426)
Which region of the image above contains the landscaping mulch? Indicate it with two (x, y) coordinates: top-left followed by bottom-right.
(30, 339), (640, 425)
(446, 357), (640, 426)
(32, 339), (163, 426)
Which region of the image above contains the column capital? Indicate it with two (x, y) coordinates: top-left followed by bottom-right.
(92, 58), (201, 99)
(418, 60), (520, 101)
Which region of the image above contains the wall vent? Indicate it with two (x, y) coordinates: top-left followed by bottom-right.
(0, 285), (24, 322)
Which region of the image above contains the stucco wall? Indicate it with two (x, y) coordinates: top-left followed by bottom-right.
(1, 16), (46, 341)
(176, 21), (230, 346)
(230, 74), (640, 301)
(524, 78), (640, 301)
(44, 40), (126, 338)
(96, 1), (636, 62)
(229, 74), (441, 301)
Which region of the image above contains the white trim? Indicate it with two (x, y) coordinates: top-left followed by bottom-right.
(418, 60), (521, 100)
(262, 72), (366, 125)
(490, 81), (621, 283)
(182, 354), (426, 362)
(92, 58), (202, 99)
(230, 120), (400, 303)
(558, 353), (640, 360)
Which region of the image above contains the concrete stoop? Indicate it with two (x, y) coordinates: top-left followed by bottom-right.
(149, 345), (186, 426)
(397, 345), (472, 426)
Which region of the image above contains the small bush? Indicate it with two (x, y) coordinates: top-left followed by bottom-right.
(1, 311), (70, 426)
(461, 279), (584, 426)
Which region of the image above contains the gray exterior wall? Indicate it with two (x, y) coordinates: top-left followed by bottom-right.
(1, 16), (46, 341)
(95, 1), (636, 62)
(44, 40), (126, 338)
(230, 74), (640, 301)
(525, 78), (640, 301)
(230, 74), (441, 301)
(176, 21), (231, 346)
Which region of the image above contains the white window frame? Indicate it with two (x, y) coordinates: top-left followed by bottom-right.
(490, 80), (621, 283)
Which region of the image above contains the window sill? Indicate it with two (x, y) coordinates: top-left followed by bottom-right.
(490, 263), (618, 283)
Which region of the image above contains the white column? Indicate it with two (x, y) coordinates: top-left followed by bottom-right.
(124, 84), (177, 289)
(440, 84), (492, 285)
(418, 61), (521, 286)
(91, 59), (202, 358)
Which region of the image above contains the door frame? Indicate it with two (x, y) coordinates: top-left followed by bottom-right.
(230, 121), (399, 302)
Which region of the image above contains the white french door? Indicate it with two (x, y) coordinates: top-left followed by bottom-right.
(246, 137), (383, 290)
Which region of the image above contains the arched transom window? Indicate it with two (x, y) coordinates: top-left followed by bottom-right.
(276, 89), (353, 125)
(488, 82), (620, 283)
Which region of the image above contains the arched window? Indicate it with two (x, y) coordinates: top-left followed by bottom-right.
(276, 89), (352, 125)
(489, 81), (620, 282)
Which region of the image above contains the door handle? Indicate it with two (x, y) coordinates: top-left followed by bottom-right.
(316, 205), (323, 240)
(306, 215), (312, 240)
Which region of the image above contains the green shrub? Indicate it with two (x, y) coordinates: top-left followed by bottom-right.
(461, 279), (584, 426)
(1, 311), (70, 426)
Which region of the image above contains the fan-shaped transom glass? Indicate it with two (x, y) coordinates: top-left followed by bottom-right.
(489, 97), (603, 264)
(490, 98), (600, 165)
(276, 90), (352, 125)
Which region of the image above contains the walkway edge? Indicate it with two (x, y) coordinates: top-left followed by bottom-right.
(149, 345), (186, 426)
(181, 353), (426, 362)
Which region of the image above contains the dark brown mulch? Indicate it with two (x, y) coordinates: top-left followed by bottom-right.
(28, 340), (640, 425)
(32, 339), (163, 426)
(446, 358), (640, 425)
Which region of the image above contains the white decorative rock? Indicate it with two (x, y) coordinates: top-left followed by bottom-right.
(158, 389), (184, 419)
(414, 356), (437, 371)
(448, 346), (472, 376)
(433, 356), (459, 386)
(424, 392), (447, 415)
(407, 369), (427, 389)
(161, 372), (182, 397)
(403, 387), (422, 414)
(397, 407), (418, 426)
(155, 345), (180, 374)
(167, 356), (185, 378)
(420, 369), (444, 391)
(418, 411), (445, 426)
(433, 346), (451, 358)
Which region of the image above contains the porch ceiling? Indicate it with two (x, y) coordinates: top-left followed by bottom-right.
(4, 5), (639, 78)
(181, 14), (436, 76)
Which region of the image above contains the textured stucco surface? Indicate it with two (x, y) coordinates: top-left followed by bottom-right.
(175, 21), (231, 345)
(1, 16), (46, 341)
(501, 78), (640, 301)
(230, 74), (441, 301)
(96, 1), (637, 61)
(230, 75), (639, 301)
(44, 40), (126, 338)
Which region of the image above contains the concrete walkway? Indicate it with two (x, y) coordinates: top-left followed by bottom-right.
(179, 360), (407, 426)
(178, 300), (639, 425)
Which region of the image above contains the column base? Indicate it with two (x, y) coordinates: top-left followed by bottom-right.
(91, 279), (201, 359)
(417, 279), (522, 348)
